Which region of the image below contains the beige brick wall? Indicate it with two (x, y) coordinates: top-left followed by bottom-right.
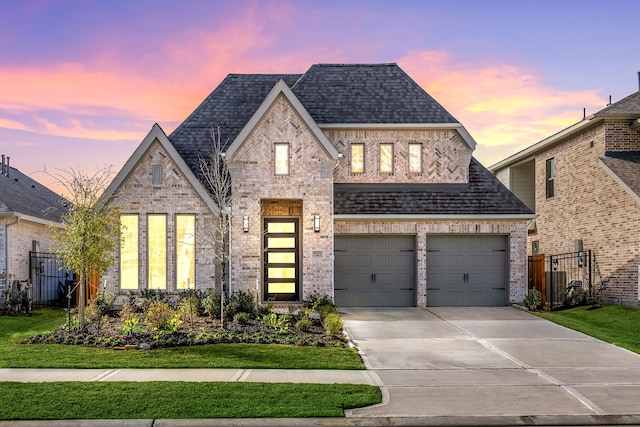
(335, 219), (529, 306)
(102, 139), (218, 295)
(532, 121), (640, 305)
(228, 94), (335, 302)
(3, 218), (56, 282)
(325, 129), (472, 184)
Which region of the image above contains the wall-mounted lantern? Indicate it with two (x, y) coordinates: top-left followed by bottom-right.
(243, 215), (249, 233)
(313, 215), (320, 233)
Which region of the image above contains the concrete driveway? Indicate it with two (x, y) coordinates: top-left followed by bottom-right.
(341, 307), (640, 423)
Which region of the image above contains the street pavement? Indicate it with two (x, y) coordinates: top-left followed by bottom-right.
(2, 306), (640, 426)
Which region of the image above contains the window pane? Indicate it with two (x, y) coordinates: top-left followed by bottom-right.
(380, 144), (393, 173)
(275, 143), (289, 175)
(268, 237), (296, 249)
(268, 267), (296, 279)
(268, 282), (296, 293)
(409, 144), (422, 173)
(120, 215), (138, 290)
(351, 144), (364, 173)
(176, 215), (195, 290)
(148, 214), (167, 290)
(268, 252), (295, 263)
(267, 222), (295, 233)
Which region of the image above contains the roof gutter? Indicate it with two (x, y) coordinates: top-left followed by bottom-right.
(0, 212), (63, 228)
(488, 115), (599, 172)
(334, 213), (537, 220)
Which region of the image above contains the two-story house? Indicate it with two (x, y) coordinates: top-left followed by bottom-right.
(101, 63), (533, 307)
(490, 90), (640, 307)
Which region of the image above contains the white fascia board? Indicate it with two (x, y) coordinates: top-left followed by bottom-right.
(333, 213), (538, 220)
(98, 123), (217, 213)
(225, 80), (339, 160)
(599, 159), (640, 206)
(488, 116), (599, 172)
(320, 123), (477, 151)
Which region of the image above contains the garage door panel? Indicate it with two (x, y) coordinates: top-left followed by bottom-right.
(426, 235), (508, 307)
(335, 235), (416, 307)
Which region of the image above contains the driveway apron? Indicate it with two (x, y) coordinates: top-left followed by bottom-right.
(341, 307), (640, 419)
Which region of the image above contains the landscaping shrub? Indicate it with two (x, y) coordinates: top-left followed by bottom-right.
(323, 312), (343, 337)
(178, 293), (200, 324)
(226, 290), (257, 321)
(233, 312), (250, 324)
(295, 317), (312, 332)
(560, 286), (588, 307)
(144, 301), (175, 332)
(523, 288), (543, 311)
(93, 290), (117, 316)
(303, 291), (333, 309)
(201, 289), (221, 319)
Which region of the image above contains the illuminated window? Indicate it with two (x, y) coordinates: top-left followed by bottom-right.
(351, 144), (364, 173)
(148, 214), (167, 290)
(275, 143), (290, 175)
(379, 143), (394, 173)
(409, 143), (422, 173)
(176, 215), (195, 290)
(120, 215), (139, 290)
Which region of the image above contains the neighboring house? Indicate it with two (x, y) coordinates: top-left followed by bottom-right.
(0, 155), (67, 303)
(101, 63), (534, 307)
(489, 90), (640, 307)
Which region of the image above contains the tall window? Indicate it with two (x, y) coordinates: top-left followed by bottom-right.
(176, 215), (195, 290)
(148, 214), (167, 290)
(120, 215), (139, 290)
(264, 218), (299, 301)
(379, 143), (394, 173)
(351, 143), (364, 173)
(546, 158), (555, 198)
(275, 143), (290, 175)
(409, 143), (422, 173)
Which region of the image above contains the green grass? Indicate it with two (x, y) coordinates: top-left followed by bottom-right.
(536, 304), (640, 354)
(0, 382), (382, 420)
(0, 309), (364, 369)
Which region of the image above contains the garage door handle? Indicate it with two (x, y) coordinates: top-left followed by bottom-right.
(371, 274), (376, 283)
(427, 288), (440, 290)
(492, 287), (505, 290)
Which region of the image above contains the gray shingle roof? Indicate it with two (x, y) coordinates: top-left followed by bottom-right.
(291, 64), (459, 124)
(595, 91), (640, 117)
(600, 152), (640, 200)
(168, 64), (460, 176)
(169, 73), (302, 175)
(334, 158), (533, 215)
(0, 166), (67, 222)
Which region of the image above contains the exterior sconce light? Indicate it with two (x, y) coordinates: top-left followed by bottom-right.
(313, 215), (320, 233)
(243, 215), (249, 233)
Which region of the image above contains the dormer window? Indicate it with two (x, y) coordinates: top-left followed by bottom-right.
(351, 143), (364, 173)
(379, 143), (394, 173)
(275, 143), (290, 176)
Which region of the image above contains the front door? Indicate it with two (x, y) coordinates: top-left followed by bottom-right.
(263, 218), (300, 301)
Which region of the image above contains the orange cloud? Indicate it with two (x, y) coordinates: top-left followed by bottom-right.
(398, 51), (607, 166)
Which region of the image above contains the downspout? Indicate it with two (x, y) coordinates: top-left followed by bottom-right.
(4, 215), (20, 285)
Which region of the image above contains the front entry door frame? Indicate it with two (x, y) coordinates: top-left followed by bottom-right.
(263, 217), (300, 302)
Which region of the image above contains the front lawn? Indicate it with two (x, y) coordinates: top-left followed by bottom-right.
(535, 304), (640, 354)
(0, 309), (364, 369)
(0, 382), (381, 420)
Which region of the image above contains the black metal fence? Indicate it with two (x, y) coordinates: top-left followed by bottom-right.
(29, 251), (76, 308)
(545, 250), (594, 308)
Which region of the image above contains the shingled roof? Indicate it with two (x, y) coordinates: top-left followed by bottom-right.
(290, 63), (459, 124)
(0, 165), (66, 222)
(595, 91), (640, 117)
(334, 158), (533, 215)
(168, 63), (461, 177)
(600, 153), (640, 202)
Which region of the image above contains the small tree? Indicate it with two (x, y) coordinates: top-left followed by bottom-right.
(47, 165), (122, 326)
(198, 127), (232, 326)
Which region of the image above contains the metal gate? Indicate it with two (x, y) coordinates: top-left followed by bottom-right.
(29, 252), (76, 308)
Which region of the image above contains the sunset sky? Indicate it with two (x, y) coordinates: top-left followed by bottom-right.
(2, 0), (640, 195)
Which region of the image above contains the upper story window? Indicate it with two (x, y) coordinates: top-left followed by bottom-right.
(408, 143), (422, 173)
(275, 143), (290, 176)
(546, 158), (555, 198)
(351, 143), (365, 173)
(379, 143), (394, 173)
